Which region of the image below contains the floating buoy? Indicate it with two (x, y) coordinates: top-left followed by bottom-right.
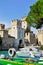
(8, 48), (16, 57)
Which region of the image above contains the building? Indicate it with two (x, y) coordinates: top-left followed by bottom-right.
(21, 16), (28, 30)
(24, 31), (36, 46)
(7, 18), (27, 49)
(0, 24), (15, 50)
(0, 16), (37, 50)
(38, 30), (43, 45)
(0, 16), (28, 50)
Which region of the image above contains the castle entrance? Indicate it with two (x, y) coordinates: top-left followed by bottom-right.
(18, 39), (24, 49)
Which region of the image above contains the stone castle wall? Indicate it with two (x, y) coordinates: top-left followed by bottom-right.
(38, 30), (43, 45)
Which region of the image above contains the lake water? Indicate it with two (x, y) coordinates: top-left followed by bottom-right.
(0, 51), (8, 55)
(0, 51), (40, 61)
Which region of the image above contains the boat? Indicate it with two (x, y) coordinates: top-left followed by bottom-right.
(16, 51), (31, 58)
(39, 57), (43, 60)
(0, 47), (43, 65)
(16, 46), (41, 59)
(0, 54), (5, 59)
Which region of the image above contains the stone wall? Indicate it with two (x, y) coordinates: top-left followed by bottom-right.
(24, 32), (36, 45)
(38, 30), (43, 45)
(0, 27), (15, 50)
(2, 36), (14, 50)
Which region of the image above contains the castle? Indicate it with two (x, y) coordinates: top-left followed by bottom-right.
(0, 16), (28, 50)
(0, 16), (43, 50)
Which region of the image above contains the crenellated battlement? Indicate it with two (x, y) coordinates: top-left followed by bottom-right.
(0, 24), (5, 30)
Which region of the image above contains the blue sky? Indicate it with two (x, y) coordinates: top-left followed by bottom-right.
(0, 0), (37, 34)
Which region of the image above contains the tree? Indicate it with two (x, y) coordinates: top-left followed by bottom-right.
(25, 26), (30, 33)
(26, 0), (43, 29)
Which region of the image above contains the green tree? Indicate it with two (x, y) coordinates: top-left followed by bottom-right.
(26, 0), (43, 29)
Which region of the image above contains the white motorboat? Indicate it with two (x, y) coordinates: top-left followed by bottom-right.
(16, 47), (40, 57)
(16, 46), (40, 58)
(39, 57), (43, 60)
(16, 51), (31, 58)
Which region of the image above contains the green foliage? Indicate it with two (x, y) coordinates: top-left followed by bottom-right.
(25, 27), (30, 33)
(26, 0), (43, 29)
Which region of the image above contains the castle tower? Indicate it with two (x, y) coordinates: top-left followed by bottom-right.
(38, 30), (43, 45)
(11, 19), (22, 28)
(8, 19), (22, 39)
(21, 16), (28, 30)
(0, 24), (6, 37)
(24, 31), (36, 46)
(8, 19), (25, 48)
(0, 24), (5, 30)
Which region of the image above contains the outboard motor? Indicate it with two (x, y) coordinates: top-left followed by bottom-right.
(8, 48), (16, 60)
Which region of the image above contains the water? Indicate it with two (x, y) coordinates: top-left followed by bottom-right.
(0, 51), (8, 56)
(0, 51), (40, 61)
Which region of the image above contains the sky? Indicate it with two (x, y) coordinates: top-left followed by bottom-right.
(0, 0), (37, 34)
